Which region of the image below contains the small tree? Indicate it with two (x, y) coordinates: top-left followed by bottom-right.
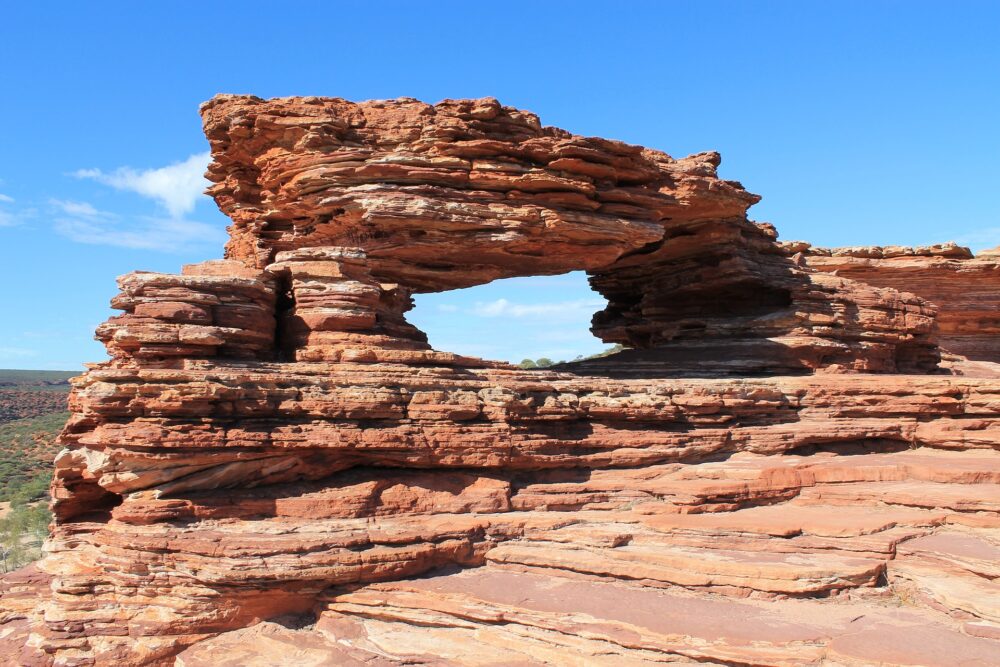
(518, 359), (538, 369)
(26, 504), (51, 544)
(0, 515), (26, 572)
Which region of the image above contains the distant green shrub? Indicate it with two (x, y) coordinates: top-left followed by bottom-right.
(0, 411), (67, 502)
(0, 369), (75, 388)
(0, 387), (66, 571)
(516, 345), (626, 370)
(0, 500), (51, 572)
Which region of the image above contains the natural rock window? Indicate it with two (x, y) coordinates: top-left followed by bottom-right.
(410, 271), (612, 366)
(8, 94), (998, 667)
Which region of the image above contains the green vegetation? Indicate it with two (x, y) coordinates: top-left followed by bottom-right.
(0, 390), (70, 424)
(518, 344), (626, 369)
(0, 369), (76, 391)
(0, 406), (66, 572)
(0, 368), (77, 383)
(0, 411), (68, 502)
(0, 497), (51, 572)
(0, 369), (72, 425)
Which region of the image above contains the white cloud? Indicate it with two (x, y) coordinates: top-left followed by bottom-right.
(73, 152), (211, 218)
(51, 199), (224, 252)
(0, 202), (36, 228)
(55, 152), (221, 251)
(470, 297), (605, 319)
(954, 227), (1000, 253)
(436, 304), (460, 313)
(51, 199), (105, 218)
(0, 193), (15, 226)
(0, 347), (38, 359)
(534, 329), (603, 342)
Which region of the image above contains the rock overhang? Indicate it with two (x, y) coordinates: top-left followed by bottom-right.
(197, 94), (941, 376)
(199, 93), (760, 291)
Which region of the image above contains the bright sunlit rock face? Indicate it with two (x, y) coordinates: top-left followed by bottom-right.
(2, 96), (997, 667)
(798, 242), (1000, 365)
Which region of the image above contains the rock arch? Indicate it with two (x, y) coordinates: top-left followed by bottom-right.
(13, 96), (999, 666)
(198, 94), (938, 375)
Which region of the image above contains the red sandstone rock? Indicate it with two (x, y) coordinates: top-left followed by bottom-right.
(2, 96), (997, 666)
(301, 568), (1000, 666)
(200, 95), (939, 375)
(0, 566), (51, 667)
(199, 95), (756, 289)
(795, 242), (1000, 364)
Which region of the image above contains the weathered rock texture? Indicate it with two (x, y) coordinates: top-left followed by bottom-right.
(1, 96), (997, 667)
(200, 95), (938, 376)
(794, 242), (1000, 366)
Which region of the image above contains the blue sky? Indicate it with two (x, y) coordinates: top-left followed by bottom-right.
(1, 1), (997, 369)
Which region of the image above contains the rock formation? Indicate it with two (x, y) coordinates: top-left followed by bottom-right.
(200, 95), (938, 375)
(793, 242), (1000, 368)
(0, 95), (997, 666)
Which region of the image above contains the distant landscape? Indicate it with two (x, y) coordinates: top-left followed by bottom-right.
(0, 369), (74, 572)
(518, 344), (625, 369)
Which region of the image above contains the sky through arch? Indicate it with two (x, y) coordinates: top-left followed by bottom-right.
(410, 272), (612, 364)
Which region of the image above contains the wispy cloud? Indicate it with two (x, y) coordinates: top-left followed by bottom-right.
(73, 152), (211, 218)
(436, 304), (460, 313)
(0, 196), (34, 228)
(0, 193), (14, 227)
(954, 227), (1000, 253)
(0, 346), (38, 359)
(51, 199), (224, 252)
(470, 297), (605, 319)
(52, 199), (104, 218)
(54, 152), (221, 252)
(534, 329), (602, 342)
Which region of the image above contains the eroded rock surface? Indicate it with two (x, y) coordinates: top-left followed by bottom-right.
(1, 96), (997, 666)
(200, 95), (938, 375)
(794, 242), (1000, 366)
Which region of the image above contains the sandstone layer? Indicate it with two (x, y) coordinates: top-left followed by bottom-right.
(0, 96), (997, 667)
(200, 95), (938, 375)
(793, 242), (1000, 366)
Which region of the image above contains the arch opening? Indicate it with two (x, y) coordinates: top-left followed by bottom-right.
(409, 271), (620, 367)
